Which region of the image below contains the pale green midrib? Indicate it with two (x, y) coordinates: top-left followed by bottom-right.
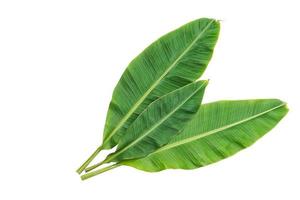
(105, 82), (206, 163)
(151, 103), (286, 154)
(103, 20), (215, 146)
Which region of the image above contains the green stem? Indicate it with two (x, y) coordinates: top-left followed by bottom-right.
(85, 158), (107, 172)
(81, 163), (121, 180)
(76, 145), (103, 174)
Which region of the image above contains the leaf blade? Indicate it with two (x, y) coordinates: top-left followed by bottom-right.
(102, 18), (220, 149)
(123, 99), (288, 172)
(103, 81), (208, 163)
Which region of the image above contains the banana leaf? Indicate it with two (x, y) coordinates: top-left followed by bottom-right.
(81, 99), (288, 180)
(102, 18), (220, 149)
(77, 18), (220, 173)
(86, 81), (208, 171)
(124, 99), (288, 171)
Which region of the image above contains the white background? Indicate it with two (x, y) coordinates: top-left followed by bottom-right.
(0, 0), (299, 199)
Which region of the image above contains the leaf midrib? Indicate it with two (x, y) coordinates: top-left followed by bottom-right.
(105, 82), (206, 162)
(103, 20), (215, 145)
(152, 102), (286, 154)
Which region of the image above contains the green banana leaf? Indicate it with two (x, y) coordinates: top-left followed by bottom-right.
(102, 18), (220, 149)
(122, 99), (288, 172)
(88, 81), (208, 171)
(77, 18), (220, 174)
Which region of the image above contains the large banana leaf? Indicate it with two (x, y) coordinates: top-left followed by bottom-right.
(122, 99), (288, 172)
(81, 99), (288, 180)
(77, 18), (220, 174)
(102, 18), (220, 149)
(87, 81), (208, 171)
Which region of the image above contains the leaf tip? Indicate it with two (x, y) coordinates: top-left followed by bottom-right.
(282, 101), (289, 112)
(203, 79), (209, 87)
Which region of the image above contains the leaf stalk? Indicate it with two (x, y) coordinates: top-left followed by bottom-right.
(76, 145), (103, 174)
(81, 163), (121, 180)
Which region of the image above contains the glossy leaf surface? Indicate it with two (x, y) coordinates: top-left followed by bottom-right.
(102, 18), (220, 149)
(103, 81), (208, 163)
(123, 99), (288, 172)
